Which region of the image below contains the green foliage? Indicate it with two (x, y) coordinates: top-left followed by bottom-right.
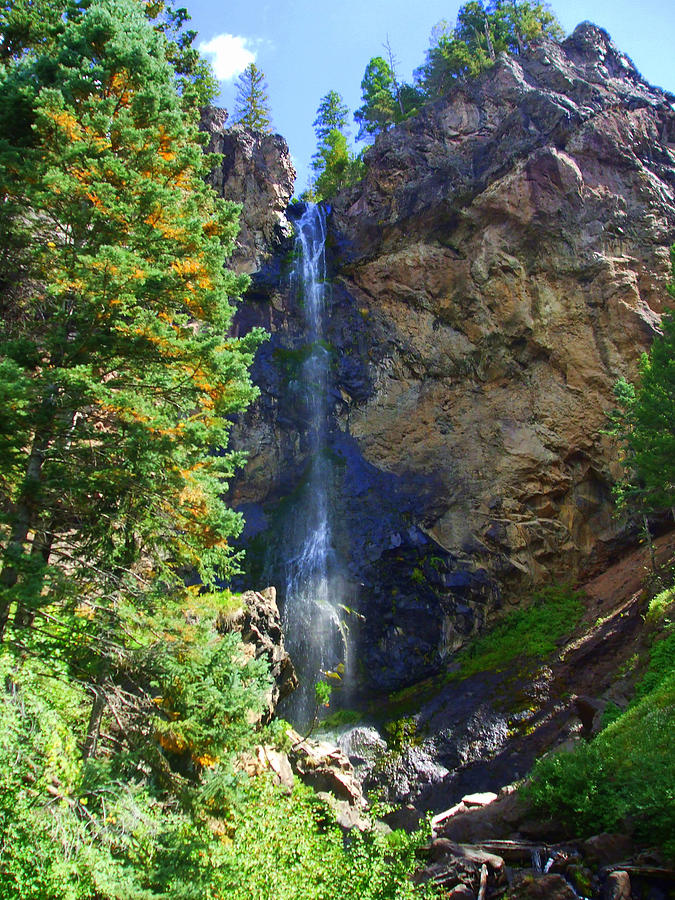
(526, 598), (675, 855)
(384, 716), (421, 752)
(319, 707), (365, 729)
(646, 584), (675, 625)
(411, 567), (426, 585)
(310, 91), (365, 200)
(0, 0), (64, 63)
(233, 62), (272, 132)
(354, 55), (422, 140)
(609, 300), (675, 516)
(415, 0), (563, 98)
(0, 649), (438, 898)
(0, 0), (264, 635)
(525, 640), (675, 856)
(0, 649), (270, 900)
(214, 779), (437, 900)
(457, 584), (585, 677)
(313, 89), (350, 142)
(312, 129), (365, 200)
(315, 679), (333, 707)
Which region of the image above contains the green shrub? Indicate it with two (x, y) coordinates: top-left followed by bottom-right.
(215, 779), (435, 900)
(385, 716), (421, 752)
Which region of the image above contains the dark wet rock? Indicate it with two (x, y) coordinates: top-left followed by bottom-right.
(363, 742), (448, 805)
(336, 725), (387, 779)
(381, 803), (424, 833)
(507, 873), (578, 899)
(433, 788), (534, 843)
(583, 834), (637, 866)
(446, 886), (475, 900)
(573, 694), (607, 736)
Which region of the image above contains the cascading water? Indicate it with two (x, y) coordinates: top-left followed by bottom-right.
(279, 203), (347, 728)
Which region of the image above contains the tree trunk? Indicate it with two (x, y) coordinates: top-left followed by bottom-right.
(13, 526), (54, 629)
(643, 514), (657, 574)
(483, 20), (496, 60)
(0, 431), (51, 640)
(82, 685), (107, 760)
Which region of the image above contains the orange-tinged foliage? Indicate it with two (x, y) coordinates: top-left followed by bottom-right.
(171, 256), (206, 278)
(157, 731), (187, 753)
(157, 124), (175, 161)
(202, 220), (222, 237)
(108, 71), (132, 107)
(85, 191), (105, 210)
(193, 752), (219, 768)
(45, 107), (82, 141)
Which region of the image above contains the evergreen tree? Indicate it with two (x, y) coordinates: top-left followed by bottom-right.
(416, 0), (563, 98)
(310, 91), (364, 200)
(354, 55), (423, 141)
(354, 56), (399, 140)
(611, 282), (675, 516)
(233, 62), (272, 131)
(313, 89), (349, 143)
(0, 0), (264, 691)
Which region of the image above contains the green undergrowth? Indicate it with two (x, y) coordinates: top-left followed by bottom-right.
(0, 652), (437, 899)
(374, 584), (586, 722)
(525, 584), (675, 858)
(219, 779), (436, 900)
(319, 707), (365, 730)
(455, 584), (585, 678)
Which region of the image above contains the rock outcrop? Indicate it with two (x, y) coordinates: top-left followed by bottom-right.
(201, 109), (296, 274)
(218, 587), (297, 719)
(330, 22), (674, 581)
(229, 24), (675, 692)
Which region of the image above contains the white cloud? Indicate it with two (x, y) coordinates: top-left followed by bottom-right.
(198, 34), (256, 82)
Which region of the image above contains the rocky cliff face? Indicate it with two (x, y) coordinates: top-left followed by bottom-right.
(200, 108), (296, 274)
(228, 24), (675, 693)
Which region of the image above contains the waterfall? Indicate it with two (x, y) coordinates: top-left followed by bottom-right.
(279, 203), (347, 728)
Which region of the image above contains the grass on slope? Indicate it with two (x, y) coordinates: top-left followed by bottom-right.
(525, 585), (675, 858)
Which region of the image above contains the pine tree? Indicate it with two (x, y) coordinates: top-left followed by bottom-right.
(313, 89), (349, 143)
(612, 313), (675, 515)
(354, 56), (398, 140)
(354, 55), (423, 141)
(233, 62), (272, 132)
(0, 0), (265, 649)
(310, 91), (364, 200)
(416, 0), (563, 98)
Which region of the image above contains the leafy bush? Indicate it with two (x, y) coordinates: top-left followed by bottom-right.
(385, 716), (421, 752)
(215, 779), (435, 900)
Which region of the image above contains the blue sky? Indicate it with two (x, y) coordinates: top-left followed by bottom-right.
(186, 0), (675, 194)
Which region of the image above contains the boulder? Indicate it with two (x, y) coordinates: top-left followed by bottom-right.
(604, 870), (632, 900)
(286, 727), (369, 828)
(582, 833), (636, 866)
(507, 873), (578, 899)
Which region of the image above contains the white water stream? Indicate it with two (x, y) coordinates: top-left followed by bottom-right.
(281, 203), (347, 727)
